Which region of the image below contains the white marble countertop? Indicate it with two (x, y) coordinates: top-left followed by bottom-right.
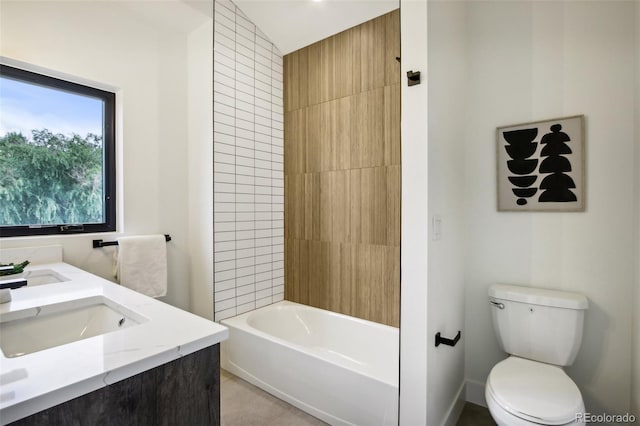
(0, 261), (228, 425)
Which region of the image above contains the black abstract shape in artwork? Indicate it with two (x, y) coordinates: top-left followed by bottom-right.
(538, 124), (577, 203)
(503, 128), (539, 205)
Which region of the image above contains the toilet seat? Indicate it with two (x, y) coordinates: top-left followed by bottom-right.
(486, 357), (584, 425)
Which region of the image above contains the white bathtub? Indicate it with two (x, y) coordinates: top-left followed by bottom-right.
(221, 301), (399, 426)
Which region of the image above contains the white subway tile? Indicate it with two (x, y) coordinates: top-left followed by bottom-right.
(214, 122), (235, 136)
(256, 288), (272, 301)
(256, 279), (272, 291)
(237, 301), (256, 315)
(256, 295), (273, 308)
(214, 192), (235, 203)
(235, 193), (255, 204)
(214, 131), (235, 145)
(236, 44), (255, 61)
(235, 165), (254, 176)
(236, 256), (255, 268)
(236, 100), (254, 114)
(255, 194), (271, 204)
(214, 260), (236, 272)
(236, 156), (254, 168)
(214, 240), (235, 252)
(236, 174), (254, 185)
(215, 182), (235, 193)
(236, 137), (254, 149)
(236, 14), (255, 32)
(215, 288), (235, 302)
(235, 24), (254, 42)
(215, 269), (236, 282)
(235, 52), (254, 68)
(236, 33), (255, 51)
(215, 278), (236, 292)
(235, 71), (255, 87)
(236, 230), (255, 240)
(215, 307), (237, 321)
(236, 283), (256, 296)
(236, 211), (255, 221)
(215, 231), (235, 242)
(214, 80), (235, 97)
(215, 297), (236, 312)
(235, 90), (254, 104)
(215, 250), (235, 262)
(214, 12), (235, 33)
(213, 212), (236, 222)
(214, 142), (235, 155)
(255, 61), (272, 78)
(236, 119), (255, 132)
(256, 220), (271, 229)
(214, 172), (234, 184)
(254, 212), (272, 221)
(255, 88), (271, 102)
(256, 254), (272, 264)
(236, 128), (254, 140)
(254, 168), (271, 178)
(215, 20), (235, 40)
(236, 239), (255, 249)
(273, 276), (284, 286)
(236, 274), (255, 286)
(236, 247), (255, 258)
(214, 202), (235, 212)
(255, 237), (272, 247)
(255, 263), (271, 274)
(272, 244), (284, 254)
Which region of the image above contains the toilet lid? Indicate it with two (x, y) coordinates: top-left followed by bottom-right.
(487, 357), (584, 425)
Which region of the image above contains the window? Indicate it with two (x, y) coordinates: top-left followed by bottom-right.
(0, 64), (116, 237)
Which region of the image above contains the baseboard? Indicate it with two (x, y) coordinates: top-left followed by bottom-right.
(442, 381), (466, 426)
(465, 379), (487, 407)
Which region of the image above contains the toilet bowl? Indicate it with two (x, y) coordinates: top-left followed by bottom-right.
(485, 357), (585, 426)
(486, 284), (589, 426)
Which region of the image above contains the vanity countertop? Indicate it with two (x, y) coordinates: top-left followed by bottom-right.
(0, 262), (228, 425)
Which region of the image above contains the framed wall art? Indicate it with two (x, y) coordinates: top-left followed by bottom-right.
(497, 115), (585, 212)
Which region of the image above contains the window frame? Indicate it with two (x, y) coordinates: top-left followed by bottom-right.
(0, 64), (116, 237)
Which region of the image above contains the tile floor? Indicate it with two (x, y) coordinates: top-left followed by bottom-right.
(456, 402), (497, 426)
(221, 369), (495, 426)
(220, 369), (327, 425)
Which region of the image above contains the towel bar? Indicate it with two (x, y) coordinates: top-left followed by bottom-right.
(92, 234), (171, 248)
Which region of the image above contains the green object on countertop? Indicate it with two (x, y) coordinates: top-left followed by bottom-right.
(0, 260), (30, 276)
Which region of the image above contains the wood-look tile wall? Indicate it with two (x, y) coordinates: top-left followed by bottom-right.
(284, 10), (401, 327)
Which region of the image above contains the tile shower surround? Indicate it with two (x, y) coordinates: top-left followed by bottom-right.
(213, 0), (285, 321)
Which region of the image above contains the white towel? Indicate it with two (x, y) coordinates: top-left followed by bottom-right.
(115, 235), (167, 298)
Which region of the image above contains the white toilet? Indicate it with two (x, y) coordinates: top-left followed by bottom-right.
(486, 284), (589, 426)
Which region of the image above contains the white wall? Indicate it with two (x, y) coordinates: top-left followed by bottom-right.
(188, 20), (215, 320)
(426, 2), (467, 425)
(633, 0), (640, 418)
(463, 1), (637, 417)
(399, 1), (429, 424)
(0, 1), (211, 312)
(213, 0), (285, 321)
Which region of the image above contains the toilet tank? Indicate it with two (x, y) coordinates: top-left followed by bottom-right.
(489, 284), (589, 366)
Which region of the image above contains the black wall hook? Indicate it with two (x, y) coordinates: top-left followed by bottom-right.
(435, 330), (461, 347)
(407, 70), (421, 86)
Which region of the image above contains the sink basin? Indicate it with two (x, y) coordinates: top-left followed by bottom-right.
(24, 269), (70, 286)
(0, 296), (147, 358)
(0, 269), (70, 287)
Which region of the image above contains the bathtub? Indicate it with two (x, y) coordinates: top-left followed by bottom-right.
(221, 301), (399, 426)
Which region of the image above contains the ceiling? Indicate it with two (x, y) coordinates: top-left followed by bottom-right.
(115, 0), (213, 34)
(233, 0), (399, 54)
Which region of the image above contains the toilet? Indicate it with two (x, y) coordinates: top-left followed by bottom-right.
(485, 284), (589, 426)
